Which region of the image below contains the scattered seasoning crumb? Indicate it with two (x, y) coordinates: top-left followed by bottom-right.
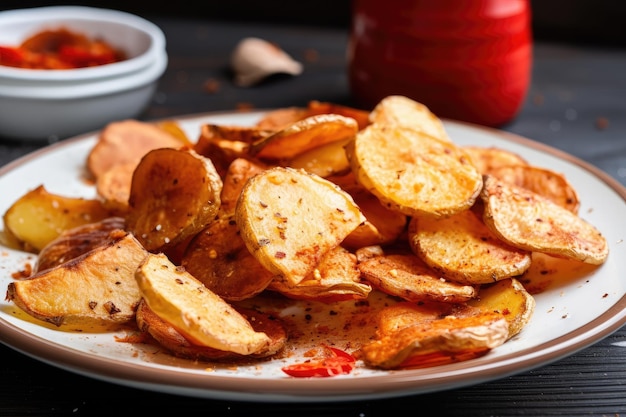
(236, 102), (254, 111)
(304, 48), (319, 62)
(11, 262), (32, 279)
(595, 116), (609, 130)
(115, 332), (149, 343)
(203, 78), (220, 94)
(603, 293), (609, 298)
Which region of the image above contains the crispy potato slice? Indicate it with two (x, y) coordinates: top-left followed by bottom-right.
(342, 202), (407, 249)
(286, 137), (352, 178)
(201, 124), (275, 145)
(255, 106), (309, 130)
(463, 145), (529, 175)
(306, 100), (371, 130)
(194, 124), (273, 178)
(489, 164), (580, 213)
(135, 252), (272, 355)
(408, 209), (532, 285)
(368, 95), (450, 142)
(358, 252), (478, 303)
(372, 301), (458, 334)
(268, 246), (372, 303)
(154, 119), (194, 147)
(219, 157), (268, 216)
(467, 278), (535, 339)
(250, 114), (358, 161)
(95, 162), (135, 214)
(480, 175), (608, 264)
(235, 166), (366, 285)
(126, 147), (223, 252)
(36, 217), (126, 272)
(91, 121), (192, 209)
(6, 232), (147, 326)
(3, 185), (112, 252)
(345, 124), (483, 218)
(181, 215), (275, 301)
(354, 244), (386, 262)
(337, 176), (407, 249)
(254, 101), (370, 132)
(136, 299), (287, 360)
(86, 119), (182, 180)
(355, 303), (508, 369)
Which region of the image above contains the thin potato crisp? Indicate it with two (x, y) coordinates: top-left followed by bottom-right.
(345, 124), (483, 218)
(409, 209), (532, 284)
(480, 175), (608, 264)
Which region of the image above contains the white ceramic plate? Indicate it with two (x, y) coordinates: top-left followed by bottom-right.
(1, 111), (626, 403)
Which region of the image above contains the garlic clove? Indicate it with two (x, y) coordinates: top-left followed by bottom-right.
(230, 37), (303, 87)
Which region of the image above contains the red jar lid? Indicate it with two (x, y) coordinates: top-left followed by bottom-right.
(349, 0), (532, 126)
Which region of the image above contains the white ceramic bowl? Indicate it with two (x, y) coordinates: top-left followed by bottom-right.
(0, 6), (167, 141)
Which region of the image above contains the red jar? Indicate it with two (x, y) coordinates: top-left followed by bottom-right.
(348, 0), (532, 127)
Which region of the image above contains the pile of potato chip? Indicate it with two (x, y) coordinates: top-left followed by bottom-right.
(3, 95), (609, 371)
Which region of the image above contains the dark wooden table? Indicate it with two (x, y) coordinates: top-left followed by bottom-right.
(2, 16), (626, 417)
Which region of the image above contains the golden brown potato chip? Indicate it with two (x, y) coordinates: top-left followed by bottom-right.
(154, 119), (194, 147)
(331, 172), (408, 250)
(136, 299), (287, 360)
(95, 162), (135, 214)
(355, 304), (508, 369)
(467, 278), (535, 339)
(371, 301), (459, 335)
(3, 185), (113, 252)
(463, 145), (529, 175)
(267, 246), (371, 303)
(7, 232), (147, 326)
(255, 106), (309, 131)
(255, 101), (370, 132)
(250, 114), (358, 160)
(408, 209), (532, 285)
(126, 148), (223, 252)
(86, 119), (182, 180)
(368, 95), (450, 142)
(235, 166), (366, 286)
(219, 157), (268, 216)
(135, 253), (272, 355)
(201, 123), (274, 145)
(181, 215), (275, 302)
(286, 137), (352, 178)
(306, 100), (371, 130)
(480, 175), (608, 264)
(341, 191), (408, 250)
(36, 217), (126, 272)
(489, 164), (580, 213)
(193, 124), (271, 177)
(358, 252), (478, 303)
(345, 124), (483, 218)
